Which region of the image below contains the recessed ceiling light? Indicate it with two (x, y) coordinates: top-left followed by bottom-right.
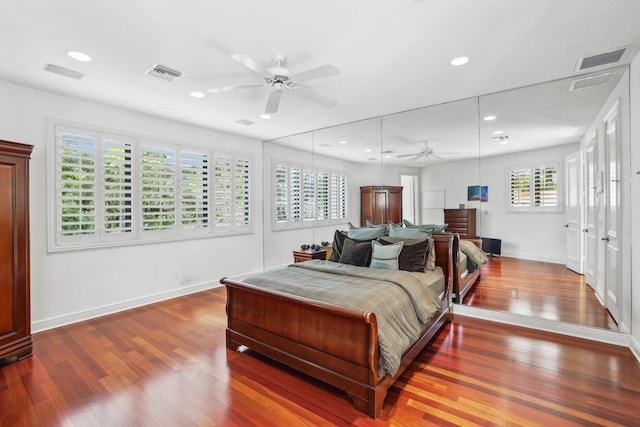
(483, 115), (497, 121)
(339, 140), (349, 144)
(67, 50), (91, 62)
(364, 148), (372, 152)
(190, 91), (205, 98)
(260, 113), (271, 119)
(493, 130), (504, 135)
(450, 56), (469, 66)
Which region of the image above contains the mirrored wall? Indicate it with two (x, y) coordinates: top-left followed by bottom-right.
(263, 65), (631, 334)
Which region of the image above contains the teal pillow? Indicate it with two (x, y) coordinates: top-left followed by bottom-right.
(388, 222), (430, 239)
(348, 223), (386, 240)
(403, 219), (447, 233)
(366, 220), (401, 235)
(370, 240), (403, 270)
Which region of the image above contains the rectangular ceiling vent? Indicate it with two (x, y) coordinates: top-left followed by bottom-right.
(44, 63), (84, 80)
(145, 63), (184, 82)
(575, 47), (626, 71)
(235, 119), (255, 126)
(569, 72), (611, 91)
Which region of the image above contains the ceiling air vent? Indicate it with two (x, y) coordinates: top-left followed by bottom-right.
(44, 63), (84, 80)
(576, 47), (626, 71)
(235, 119), (255, 126)
(145, 63), (184, 82)
(570, 72), (611, 91)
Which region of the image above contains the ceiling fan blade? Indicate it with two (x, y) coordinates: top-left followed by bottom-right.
(291, 86), (337, 108)
(230, 53), (272, 77)
(396, 153), (421, 158)
(208, 82), (264, 93)
(293, 64), (340, 82)
(265, 90), (283, 114)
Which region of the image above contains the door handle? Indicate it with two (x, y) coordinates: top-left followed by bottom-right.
(563, 224), (569, 228)
(602, 236), (610, 241)
(583, 229), (588, 233)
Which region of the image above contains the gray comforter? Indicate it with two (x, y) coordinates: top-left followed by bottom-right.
(243, 260), (443, 376)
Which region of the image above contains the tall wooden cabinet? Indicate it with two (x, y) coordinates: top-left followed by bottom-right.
(360, 186), (403, 226)
(444, 208), (476, 239)
(0, 140), (33, 365)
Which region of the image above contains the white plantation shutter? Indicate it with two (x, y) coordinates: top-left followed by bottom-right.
(140, 145), (176, 232)
(316, 172), (329, 220)
(275, 165), (288, 223)
(509, 167), (530, 208)
(290, 167), (301, 223)
(214, 155), (233, 229)
(303, 169), (315, 221)
(534, 166), (558, 207)
(180, 150), (209, 230)
(272, 160), (348, 229)
(56, 127), (98, 243)
(102, 137), (134, 239)
(234, 157), (251, 229)
(509, 163), (560, 211)
(50, 120), (253, 250)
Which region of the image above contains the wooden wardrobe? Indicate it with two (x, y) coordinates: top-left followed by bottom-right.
(0, 140), (33, 365)
(360, 186), (403, 226)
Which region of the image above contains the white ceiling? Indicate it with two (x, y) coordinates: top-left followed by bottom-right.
(2, 0), (640, 162)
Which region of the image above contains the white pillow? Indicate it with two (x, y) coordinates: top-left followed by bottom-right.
(369, 240), (403, 270)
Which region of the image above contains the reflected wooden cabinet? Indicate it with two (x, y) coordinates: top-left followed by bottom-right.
(0, 140), (33, 365)
(360, 186), (403, 226)
(444, 208), (476, 239)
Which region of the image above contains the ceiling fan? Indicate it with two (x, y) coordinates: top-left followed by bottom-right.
(208, 53), (340, 115)
(396, 141), (451, 161)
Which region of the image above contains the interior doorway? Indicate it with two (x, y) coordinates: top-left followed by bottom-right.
(401, 174), (419, 223)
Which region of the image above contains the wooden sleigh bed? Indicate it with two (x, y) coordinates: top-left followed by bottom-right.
(451, 236), (483, 303)
(220, 233), (454, 418)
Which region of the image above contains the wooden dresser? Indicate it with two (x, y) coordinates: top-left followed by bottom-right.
(0, 140), (33, 365)
(444, 208), (477, 239)
(360, 186), (402, 226)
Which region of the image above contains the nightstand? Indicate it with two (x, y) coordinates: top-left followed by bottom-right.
(293, 249), (327, 263)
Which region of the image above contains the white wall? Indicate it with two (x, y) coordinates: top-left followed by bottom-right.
(630, 54), (640, 356)
(421, 144), (579, 263)
(0, 80), (264, 331)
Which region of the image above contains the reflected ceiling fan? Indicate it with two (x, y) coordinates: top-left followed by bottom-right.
(208, 53), (340, 115)
(396, 141), (453, 161)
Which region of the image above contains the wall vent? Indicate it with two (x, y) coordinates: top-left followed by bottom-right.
(145, 63), (184, 82)
(576, 47), (626, 71)
(235, 119), (255, 126)
(569, 72), (611, 91)
(44, 63), (84, 80)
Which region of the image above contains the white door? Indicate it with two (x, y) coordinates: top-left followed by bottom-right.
(583, 134), (599, 293)
(564, 151), (582, 273)
(603, 102), (621, 323)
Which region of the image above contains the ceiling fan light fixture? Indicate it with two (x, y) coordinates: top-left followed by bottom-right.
(259, 113), (271, 119)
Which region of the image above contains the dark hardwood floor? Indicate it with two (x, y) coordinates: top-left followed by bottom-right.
(1, 286), (639, 426)
(464, 256), (619, 330)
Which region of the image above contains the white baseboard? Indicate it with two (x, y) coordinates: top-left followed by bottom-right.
(452, 305), (630, 347)
(32, 280), (221, 333)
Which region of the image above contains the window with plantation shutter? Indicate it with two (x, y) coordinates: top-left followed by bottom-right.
(49, 119), (253, 251)
(508, 162), (561, 212)
(56, 127), (98, 243)
(180, 150), (209, 230)
(272, 160), (348, 229)
(102, 137), (133, 239)
(140, 145), (176, 232)
(316, 172), (329, 220)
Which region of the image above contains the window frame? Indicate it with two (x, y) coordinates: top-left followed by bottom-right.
(507, 161), (563, 213)
(47, 118), (254, 252)
(272, 159), (348, 230)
